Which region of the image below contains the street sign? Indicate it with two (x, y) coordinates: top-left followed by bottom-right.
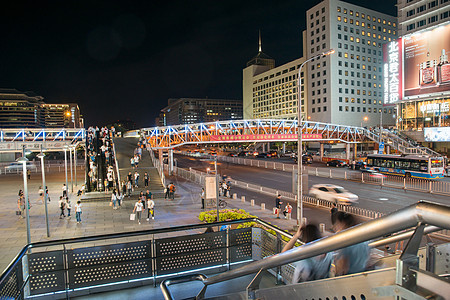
(378, 142), (385, 154)
(205, 176), (217, 199)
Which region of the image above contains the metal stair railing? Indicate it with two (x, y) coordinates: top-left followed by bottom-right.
(161, 201), (450, 300)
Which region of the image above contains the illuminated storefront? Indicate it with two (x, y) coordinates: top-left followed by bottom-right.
(399, 98), (450, 130)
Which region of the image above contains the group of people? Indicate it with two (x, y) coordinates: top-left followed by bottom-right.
(274, 194), (292, 219)
(132, 190), (155, 224)
(86, 126), (118, 192)
(282, 212), (370, 284)
(164, 182), (176, 200)
(130, 146), (142, 169)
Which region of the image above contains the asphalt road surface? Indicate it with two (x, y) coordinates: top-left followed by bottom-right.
(174, 154), (450, 214)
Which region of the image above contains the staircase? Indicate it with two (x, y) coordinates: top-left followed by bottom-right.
(363, 127), (441, 156)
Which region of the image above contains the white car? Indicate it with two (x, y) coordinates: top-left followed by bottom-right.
(309, 184), (358, 204)
(4, 161), (37, 173)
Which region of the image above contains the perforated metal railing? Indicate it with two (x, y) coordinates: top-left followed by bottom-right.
(0, 218), (291, 299)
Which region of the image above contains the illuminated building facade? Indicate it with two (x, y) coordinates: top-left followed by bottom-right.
(159, 98), (242, 126)
(0, 88), (83, 128)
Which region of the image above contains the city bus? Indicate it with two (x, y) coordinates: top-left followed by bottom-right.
(365, 154), (445, 179)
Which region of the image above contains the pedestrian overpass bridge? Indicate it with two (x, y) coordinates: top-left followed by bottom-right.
(0, 128), (85, 152)
(142, 119), (439, 157)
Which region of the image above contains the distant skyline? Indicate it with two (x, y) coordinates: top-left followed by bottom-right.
(0, 0), (397, 127)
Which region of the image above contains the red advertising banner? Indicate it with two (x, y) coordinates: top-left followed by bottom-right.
(210, 133), (322, 142)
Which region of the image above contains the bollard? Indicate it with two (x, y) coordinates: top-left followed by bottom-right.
(319, 223), (325, 233)
(316, 168), (318, 176)
(241, 196), (246, 202)
(329, 169), (332, 178)
(233, 193), (237, 199)
(261, 203), (265, 210)
(345, 171), (347, 180)
(302, 217), (307, 225)
(251, 199), (255, 206)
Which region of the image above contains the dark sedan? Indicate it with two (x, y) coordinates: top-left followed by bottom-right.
(326, 160), (347, 167)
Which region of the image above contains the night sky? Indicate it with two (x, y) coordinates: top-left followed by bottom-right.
(0, 0), (396, 127)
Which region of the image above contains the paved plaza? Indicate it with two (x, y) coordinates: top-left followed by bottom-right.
(0, 138), (334, 273)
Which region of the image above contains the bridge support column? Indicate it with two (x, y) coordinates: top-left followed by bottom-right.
(320, 143), (324, 161)
(168, 149), (174, 175)
(386, 145), (390, 154)
(158, 149), (163, 174)
(354, 143), (358, 160)
(346, 143), (351, 161)
(282, 143), (286, 155)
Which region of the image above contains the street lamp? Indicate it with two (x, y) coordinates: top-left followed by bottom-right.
(361, 116), (369, 153)
(297, 49), (335, 226)
(64, 146), (69, 197)
(69, 146), (74, 193)
(17, 150), (31, 245)
(37, 150), (50, 237)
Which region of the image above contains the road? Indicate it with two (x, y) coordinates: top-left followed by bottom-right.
(174, 154), (450, 214)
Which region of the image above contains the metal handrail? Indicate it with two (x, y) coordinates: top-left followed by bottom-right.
(202, 201), (450, 286)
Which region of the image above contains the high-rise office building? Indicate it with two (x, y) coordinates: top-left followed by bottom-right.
(398, 0), (450, 36)
(159, 98), (242, 126)
(243, 33), (306, 120)
(306, 0), (398, 127)
(0, 88), (83, 128)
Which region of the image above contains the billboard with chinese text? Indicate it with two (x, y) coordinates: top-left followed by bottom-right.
(403, 23), (450, 99)
(384, 22), (450, 104)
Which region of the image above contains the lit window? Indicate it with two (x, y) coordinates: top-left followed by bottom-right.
(338, 16), (341, 21)
(344, 17), (347, 23)
(356, 21), (359, 26)
(344, 52), (348, 58)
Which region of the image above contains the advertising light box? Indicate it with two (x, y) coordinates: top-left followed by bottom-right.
(424, 127), (450, 142)
(404, 23), (450, 99)
(383, 22), (450, 104)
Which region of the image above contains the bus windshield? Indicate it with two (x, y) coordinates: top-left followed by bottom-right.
(431, 158), (443, 168)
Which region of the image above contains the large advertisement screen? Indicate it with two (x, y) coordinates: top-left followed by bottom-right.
(403, 23), (450, 99)
(424, 127), (450, 142)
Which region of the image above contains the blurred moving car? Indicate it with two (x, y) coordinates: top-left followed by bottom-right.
(361, 169), (386, 179)
(326, 160), (347, 167)
(4, 161), (37, 172)
(256, 153), (269, 158)
(294, 154), (313, 164)
(228, 153), (238, 157)
(268, 151), (278, 158)
(309, 184), (358, 204)
(349, 161), (366, 170)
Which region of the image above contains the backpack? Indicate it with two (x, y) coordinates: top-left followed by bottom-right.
(60, 201), (65, 209)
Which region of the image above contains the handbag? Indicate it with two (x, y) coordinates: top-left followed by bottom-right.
(109, 202), (113, 207)
(130, 213), (136, 221)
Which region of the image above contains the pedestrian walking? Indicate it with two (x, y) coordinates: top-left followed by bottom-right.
(275, 194), (283, 219)
(117, 192), (123, 207)
(330, 203), (338, 225)
(147, 197), (155, 221)
(122, 180), (127, 197)
(134, 171), (139, 188)
(17, 194), (25, 218)
(38, 186), (44, 204)
(62, 184), (67, 198)
(66, 197), (72, 218)
(75, 201), (82, 224)
(144, 172), (149, 187)
(127, 181), (132, 197)
(134, 154), (139, 168)
(168, 182), (175, 200)
(130, 157), (135, 169)
(27, 169), (31, 180)
(127, 172), (133, 183)
(200, 188), (205, 209)
(59, 196), (66, 219)
(164, 185), (169, 199)
(133, 199), (144, 224)
(111, 190), (118, 209)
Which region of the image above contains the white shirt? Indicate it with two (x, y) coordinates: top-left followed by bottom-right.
(134, 173), (139, 179)
(135, 202), (143, 212)
(147, 199), (155, 209)
(62, 186), (67, 191)
(75, 203), (82, 212)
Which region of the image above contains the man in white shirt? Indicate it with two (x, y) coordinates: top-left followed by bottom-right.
(147, 197), (155, 221)
(133, 199), (143, 224)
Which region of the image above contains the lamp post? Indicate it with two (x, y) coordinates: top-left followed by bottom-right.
(297, 49), (335, 226)
(74, 145), (77, 187)
(17, 147), (31, 245)
(69, 146), (74, 193)
(64, 146), (69, 196)
(361, 116), (368, 153)
(37, 149), (50, 238)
